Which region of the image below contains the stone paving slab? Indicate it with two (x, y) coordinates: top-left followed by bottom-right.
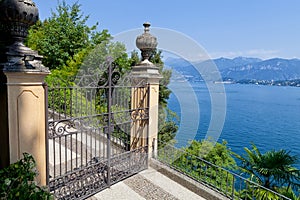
(90, 181), (145, 200)
(140, 168), (205, 200)
(91, 167), (206, 200)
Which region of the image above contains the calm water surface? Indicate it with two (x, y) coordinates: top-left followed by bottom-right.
(168, 82), (300, 163)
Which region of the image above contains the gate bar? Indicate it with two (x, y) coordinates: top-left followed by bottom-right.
(107, 60), (113, 186)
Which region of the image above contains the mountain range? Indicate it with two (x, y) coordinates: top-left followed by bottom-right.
(164, 57), (300, 81)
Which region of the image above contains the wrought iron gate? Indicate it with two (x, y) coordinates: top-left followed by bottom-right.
(46, 59), (149, 199)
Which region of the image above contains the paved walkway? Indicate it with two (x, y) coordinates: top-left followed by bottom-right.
(90, 167), (206, 200)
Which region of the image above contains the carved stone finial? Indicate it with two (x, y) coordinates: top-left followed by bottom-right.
(136, 22), (157, 61)
(0, 0), (39, 41)
(0, 0), (49, 73)
(143, 22), (150, 33)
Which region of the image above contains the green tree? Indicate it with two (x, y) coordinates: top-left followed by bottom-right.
(26, 0), (111, 70)
(45, 48), (88, 87)
(129, 50), (140, 67)
(158, 119), (178, 148)
(178, 140), (236, 170)
(25, 1), (130, 122)
(178, 140), (237, 196)
(158, 140), (237, 196)
(77, 40), (131, 81)
(235, 143), (300, 199)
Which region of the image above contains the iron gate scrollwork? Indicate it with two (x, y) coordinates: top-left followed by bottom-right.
(46, 58), (149, 199)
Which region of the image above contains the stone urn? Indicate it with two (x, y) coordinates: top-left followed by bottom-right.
(136, 22), (158, 61)
(0, 0), (47, 72)
(0, 0), (39, 43)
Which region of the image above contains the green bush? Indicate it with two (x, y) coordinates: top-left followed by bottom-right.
(0, 153), (52, 200)
(158, 140), (237, 196)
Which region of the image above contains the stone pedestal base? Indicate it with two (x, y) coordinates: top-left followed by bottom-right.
(5, 71), (48, 185)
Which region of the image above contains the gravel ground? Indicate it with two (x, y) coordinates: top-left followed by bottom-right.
(124, 174), (179, 200)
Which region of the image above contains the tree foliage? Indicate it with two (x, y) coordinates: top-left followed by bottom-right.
(78, 40), (131, 79)
(158, 120), (178, 148)
(27, 1), (133, 118)
(26, 0), (111, 70)
(158, 140), (237, 195)
(178, 140), (236, 170)
(235, 143), (300, 199)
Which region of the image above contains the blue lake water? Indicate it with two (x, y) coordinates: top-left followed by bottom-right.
(167, 81), (300, 166)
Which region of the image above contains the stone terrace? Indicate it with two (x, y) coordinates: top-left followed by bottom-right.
(89, 159), (229, 200)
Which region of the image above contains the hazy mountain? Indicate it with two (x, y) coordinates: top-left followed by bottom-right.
(222, 58), (300, 81)
(164, 57), (191, 68)
(164, 57), (200, 79)
(165, 56), (261, 70)
(210, 57), (262, 71)
(165, 57), (300, 81)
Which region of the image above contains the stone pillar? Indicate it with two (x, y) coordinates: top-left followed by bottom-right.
(4, 72), (49, 185)
(0, 0), (50, 185)
(130, 84), (149, 149)
(131, 23), (162, 160)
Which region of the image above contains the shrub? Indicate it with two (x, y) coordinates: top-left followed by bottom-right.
(0, 153), (52, 200)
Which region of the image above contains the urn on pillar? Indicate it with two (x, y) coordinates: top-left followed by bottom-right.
(136, 22), (158, 62)
(0, 0), (39, 40)
(0, 0), (48, 73)
(0, 0), (49, 185)
(131, 22), (162, 161)
(132, 22), (161, 82)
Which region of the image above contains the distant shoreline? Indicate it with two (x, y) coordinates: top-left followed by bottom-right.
(172, 78), (300, 87)
(229, 79), (300, 87)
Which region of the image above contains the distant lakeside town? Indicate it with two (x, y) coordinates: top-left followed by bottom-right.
(222, 78), (300, 87)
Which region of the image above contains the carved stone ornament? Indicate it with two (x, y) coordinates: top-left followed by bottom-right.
(0, 0), (39, 40)
(136, 22), (158, 61)
(131, 22), (162, 84)
(0, 0), (49, 73)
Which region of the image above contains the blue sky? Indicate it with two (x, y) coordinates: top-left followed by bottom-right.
(34, 0), (300, 60)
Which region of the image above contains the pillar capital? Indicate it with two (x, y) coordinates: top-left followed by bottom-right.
(131, 62), (162, 85)
(2, 41), (50, 73)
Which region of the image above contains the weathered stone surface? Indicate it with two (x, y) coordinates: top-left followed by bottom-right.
(0, 0), (39, 39)
(136, 22), (158, 61)
(0, 0), (49, 73)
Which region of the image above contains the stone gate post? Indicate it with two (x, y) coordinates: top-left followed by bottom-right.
(131, 23), (162, 160)
(0, 0), (49, 185)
